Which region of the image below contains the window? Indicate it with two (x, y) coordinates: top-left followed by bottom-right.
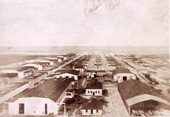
(98, 91), (100, 94)
(95, 91), (97, 93)
(19, 103), (24, 114)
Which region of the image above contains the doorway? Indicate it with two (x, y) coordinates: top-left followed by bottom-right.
(45, 104), (47, 115)
(123, 76), (127, 81)
(19, 103), (24, 114)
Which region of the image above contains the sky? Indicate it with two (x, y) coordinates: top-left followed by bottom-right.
(0, 0), (169, 46)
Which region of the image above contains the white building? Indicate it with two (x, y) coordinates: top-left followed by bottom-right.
(35, 59), (54, 66)
(65, 89), (74, 98)
(23, 64), (43, 70)
(0, 70), (24, 79)
(8, 97), (59, 115)
(57, 56), (67, 60)
(113, 68), (136, 83)
(85, 80), (103, 96)
(44, 57), (62, 63)
(0, 67), (33, 79)
(7, 78), (73, 116)
(81, 99), (103, 116)
(56, 70), (80, 80)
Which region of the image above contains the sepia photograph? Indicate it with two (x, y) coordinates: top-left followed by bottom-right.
(0, 0), (169, 117)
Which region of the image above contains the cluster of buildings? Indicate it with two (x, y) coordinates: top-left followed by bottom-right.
(1, 54), (170, 117)
(0, 55), (67, 79)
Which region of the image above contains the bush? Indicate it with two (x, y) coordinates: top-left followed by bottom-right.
(103, 89), (108, 96)
(74, 88), (85, 94)
(65, 98), (76, 105)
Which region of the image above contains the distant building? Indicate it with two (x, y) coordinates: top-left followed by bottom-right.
(56, 70), (80, 80)
(81, 99), (103, 116)
(112, 68), (136, 83)
(7, 78), (73, 116)
(85, 80), (103, 96)
(35, 59), (54, 66)
(118, 80), (170, 115)
(57, 56), (67, 60)
(23, 64), (43, 70)
(73, 64), (84, 72)
(0, 66), (34, 79)
(44, 57), (62, 63)
(86, 70), (106, 77)
(65, 89), (74, 98)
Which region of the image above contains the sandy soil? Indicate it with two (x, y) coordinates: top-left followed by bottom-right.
(102, 83), (130, 117)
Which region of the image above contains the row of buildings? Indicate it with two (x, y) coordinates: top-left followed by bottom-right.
(0, 56), (67, 79)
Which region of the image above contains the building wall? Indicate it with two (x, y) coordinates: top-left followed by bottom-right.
(56, 73), (78, 80)
(65, 92), (74, 98)
(8, 97), (59, 115)
(86, 89), (102, 96)
(73, 68), (84, 72)
(113, 73), (136, 83)
(96, 72), (105, 76)
(81, 109), (102, 115)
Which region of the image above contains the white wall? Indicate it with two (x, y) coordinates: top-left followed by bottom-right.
(56, 73), (78, 80)
(8, 97), (59, 115)
(86, 89), (102, 96)
(65, 92), (74, 98)
(113, 73), (136, 83)
(18, 72), (24, 79)
(73, 68), (84, 72)
(81, 109), (102, 115)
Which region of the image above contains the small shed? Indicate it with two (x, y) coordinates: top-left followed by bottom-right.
(85, 80), (103, 96)
(81, 99), (103, 116)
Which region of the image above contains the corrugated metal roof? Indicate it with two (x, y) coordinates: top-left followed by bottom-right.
(112, 67), (131, 75)
(118, 80), (159, 101)
(82, 99), (103, 109)
(86, 80), (102, 89)
(58, 69), (80, 75)
(14, 78), (73, 102)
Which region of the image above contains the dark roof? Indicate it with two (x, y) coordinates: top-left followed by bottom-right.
(73, 63), (84, 68)
(16, 66), (36, 71)
(58, 69), (80, 75)
(86, 80), (102, 89)
(118, 80), (159, 101)
(15, 78), (73, 102)
(112, 68), (131, 75)
(82, 99), (103, 109)
(86, 70), (106, 72)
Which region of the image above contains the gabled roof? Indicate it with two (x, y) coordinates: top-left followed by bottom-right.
(112, 68), (132, 75)
(14, 78), (73, 102)
(86, 80), (102, 89)
(82, 99), (103, 109)
(118, 80), (159, 101)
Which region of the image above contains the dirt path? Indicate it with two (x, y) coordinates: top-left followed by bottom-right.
(103, 83), (130, 117)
